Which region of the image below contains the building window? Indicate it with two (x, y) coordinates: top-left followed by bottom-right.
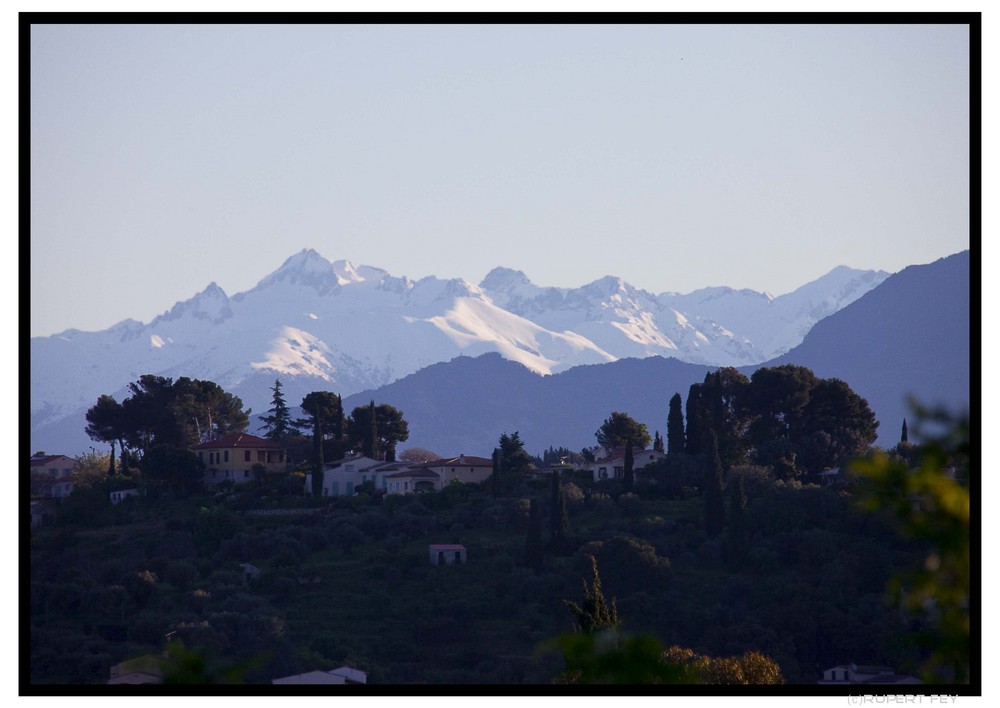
(244, 450), (251, 462)
(224, 451), (229, 463)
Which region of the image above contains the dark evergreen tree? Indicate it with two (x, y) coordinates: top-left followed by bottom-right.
(140, 445), (205, 497)
(491, 447), (502, 498)
(667, 392), (685, 455)
(524, 498), (543, 569)
(348, 403), (409, 462)
(549, 469), (568, 545)
(595, 412), (651, 449)
(725, 473), (749, 571)
(901, 418), (909, 444)
(258, 379), (296, 440)
(697, 368), (752, 469)
(653, 431), (664, 454)
(685, 383), (705, 455)
(499, 431), (533, 479)
(623, 442), (635, 492)
(107, 440), (116, 478)
(564, 555), (619, 633)
(87, 377), (250, 459)
(703, 431), (726, 538)
(366, 400), (378, 459)
(300, 392), (342, 497)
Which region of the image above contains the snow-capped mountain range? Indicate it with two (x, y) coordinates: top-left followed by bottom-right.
(30, 249), (889, 454)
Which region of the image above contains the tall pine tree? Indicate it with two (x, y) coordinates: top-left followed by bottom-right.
(259, 378), (296, 440)
(901, 418), (909, 444)
(703, 431), (726, 538)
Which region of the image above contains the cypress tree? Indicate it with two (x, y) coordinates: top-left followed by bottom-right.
(364, 399), (379, 460)
(491, 447), (501, 498)
(901, 418), (909, 444)
(564, 555), (619, 633)
(653, 431), (664, 453)
(703, 431), (726, 538)
(667, 392), (685, 455)
(525, 498), (543, 568)
(108, 440), (116, 478)
(550, 469), (568, 544)
(685, 384), (704, 455)
(311, 414), (324, 498)
(725, 473), (749, 570)
(623, 442), (635, 492)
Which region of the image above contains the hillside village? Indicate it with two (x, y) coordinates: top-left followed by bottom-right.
(27, 360), (969, 687)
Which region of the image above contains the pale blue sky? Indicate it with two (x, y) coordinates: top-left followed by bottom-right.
(30, 22), (971, 337)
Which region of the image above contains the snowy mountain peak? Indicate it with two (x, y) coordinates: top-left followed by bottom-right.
(30, 247), (904, 456)
(153, 282), (233, 326)
(330, 259), (388, 285)
(254, 248), (341, 293)
(583, 275), (630, 297)
(480, 266), (533, 292)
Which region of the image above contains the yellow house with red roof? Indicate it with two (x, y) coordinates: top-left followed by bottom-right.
(191, 433), (287, 487)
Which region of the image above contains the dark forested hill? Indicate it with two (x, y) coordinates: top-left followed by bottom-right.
(760, 250), (971, 443)
(343, 353), (716, 455)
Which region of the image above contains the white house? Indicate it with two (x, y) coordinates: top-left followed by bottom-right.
(429, 544), (467, 565)
(110, 488), (140, 505)
(306, 455), (383, 496)
(588, 447), (665, 483)
(272, 666), (367, 685)
(385, 467), (439, 495)
(819, 663), (922, 685)
(422, 455), (494, 488)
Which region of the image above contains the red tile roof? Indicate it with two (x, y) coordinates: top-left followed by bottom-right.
(30, 455), (74, 467)
(191, 433), (283, 450)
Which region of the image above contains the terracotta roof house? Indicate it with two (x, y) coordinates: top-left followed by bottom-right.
(29, 454), (77, 498)
(191, 433), (287, 487)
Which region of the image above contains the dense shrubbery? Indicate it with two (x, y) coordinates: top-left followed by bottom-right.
(30, 444), (938, 685)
